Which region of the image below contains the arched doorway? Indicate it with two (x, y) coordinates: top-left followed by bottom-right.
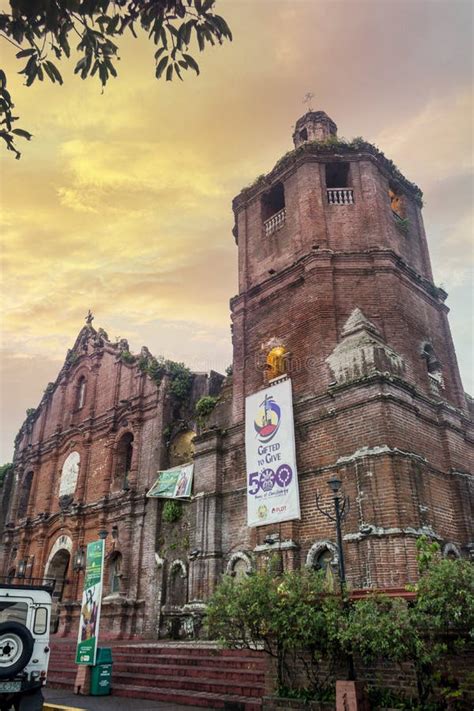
(45, 548), (71, 632)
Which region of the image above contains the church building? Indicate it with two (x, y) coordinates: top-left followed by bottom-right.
(2, 110), (473, 639)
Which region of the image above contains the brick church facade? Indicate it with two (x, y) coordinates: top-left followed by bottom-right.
(2, 110), (473, 639)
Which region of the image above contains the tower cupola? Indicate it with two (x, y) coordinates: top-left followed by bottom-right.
(292, 110), (337, 147)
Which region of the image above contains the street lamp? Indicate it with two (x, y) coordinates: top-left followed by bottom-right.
(73, 546), (85, 572)
(316, 475), (349, 595)
(17, 558), (27, 579)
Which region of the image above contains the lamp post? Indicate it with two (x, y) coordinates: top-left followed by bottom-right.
(316, 475), (354, 681)
(316, 474), (349, 595)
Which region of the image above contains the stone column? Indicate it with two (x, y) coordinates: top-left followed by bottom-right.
(188, 429), (223, 603)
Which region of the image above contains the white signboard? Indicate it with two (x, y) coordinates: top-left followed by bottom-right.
(245, 378), (300, 527)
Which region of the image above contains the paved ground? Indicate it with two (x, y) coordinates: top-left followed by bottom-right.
(43, 688), (204, 711)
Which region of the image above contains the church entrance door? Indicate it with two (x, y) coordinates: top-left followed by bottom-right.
(45, 549), (71, 632)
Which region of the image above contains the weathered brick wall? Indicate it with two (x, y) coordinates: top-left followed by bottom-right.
(2, 325), (218, 636)
(207, 115), (473, 601)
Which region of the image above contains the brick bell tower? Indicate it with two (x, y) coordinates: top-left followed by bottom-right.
(227, 110), (473, 587)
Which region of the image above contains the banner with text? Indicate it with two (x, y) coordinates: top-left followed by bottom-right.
(245, 378), (300, 527)
(75, 539), (105, 666)
(146, 463), (194, 499)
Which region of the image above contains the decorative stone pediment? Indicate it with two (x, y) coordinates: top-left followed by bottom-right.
(326, 308), (405, 385)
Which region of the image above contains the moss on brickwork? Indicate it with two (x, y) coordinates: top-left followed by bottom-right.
(236, 136), (423, 207)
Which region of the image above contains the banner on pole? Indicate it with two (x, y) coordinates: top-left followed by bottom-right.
(146, 463), (194, 499)
(245, 378), (300, 527)
(75, 539), (105, 666)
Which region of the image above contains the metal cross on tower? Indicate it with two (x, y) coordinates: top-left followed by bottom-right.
(302, 92), (314, 111)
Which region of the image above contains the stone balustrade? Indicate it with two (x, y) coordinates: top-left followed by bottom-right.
(264, 207), (286, 235)
(327, 187), (354, 205)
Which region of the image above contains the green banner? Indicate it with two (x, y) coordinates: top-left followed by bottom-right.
(75, 540), (104, 666)
(147, 463), (193, 499)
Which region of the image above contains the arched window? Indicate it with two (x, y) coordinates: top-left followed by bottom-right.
(114, 433), (134, 491)
(262, 182), (286, 236)
(167, 560), (187, 608)
(443, 543), (461, 560)
(76, 376), (86, 410)
(306, 540), (338, 572)
(109, 552), (123, 594)
(17, 471), (33, 519)
(421, 343), (444, 391)
(226, 552), (253, 582)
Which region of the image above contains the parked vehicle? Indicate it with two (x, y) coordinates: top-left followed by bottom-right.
(0, 581), (53, 711)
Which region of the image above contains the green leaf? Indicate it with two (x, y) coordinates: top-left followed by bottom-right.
(212, 14), (232, 39)
(98, 63), (108, 86)
(12, 128), (32, 140)
(160, 26), (168, 49)
(105, 58), (117, 78)
(43, 61), (56, 84)
(107, 14), (121, 35)
(184, 20), (193, 46)
(182, 54), (199, 75)
(155, 56), (169, 79)
(25, 66), (38, 87)
(166, 64), (173, 81)
(16, 48), (35, 59)
(44, 61), (63, 85)
(201, 0), (215, 12)
(74, 57), (87, 75)
(196, 26), (205, 51)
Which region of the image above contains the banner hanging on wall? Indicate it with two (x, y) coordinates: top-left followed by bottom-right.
(75, 539), (105, 666)
(245, 378), (301, 527)
(146, 463), (194, 499)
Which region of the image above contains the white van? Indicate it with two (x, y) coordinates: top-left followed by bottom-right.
(0, 583), (52, 711)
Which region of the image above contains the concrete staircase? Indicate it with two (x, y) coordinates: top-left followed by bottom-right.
(48, 639), (266, 709)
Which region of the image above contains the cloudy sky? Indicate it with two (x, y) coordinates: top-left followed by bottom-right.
(0, 0), (473, 461)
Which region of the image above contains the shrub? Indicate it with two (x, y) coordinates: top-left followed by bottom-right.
(162, 500), (183, 523)
(140, 354), (192, 402)
(195, 396), (218, 422)
(206, 566), (344, 697)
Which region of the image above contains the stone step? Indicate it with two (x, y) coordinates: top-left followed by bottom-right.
(46, 676), (74, 690)
(113, 646), (263, 657)
(110, 670), (263, 697)
(50, 658), (264, 673)
(111, 682), (262, 710)
(50, 660), (264, 683)
(110, 652), (265, 668)
(48, 641), (266, 709)
(113, 662), (264, 681)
